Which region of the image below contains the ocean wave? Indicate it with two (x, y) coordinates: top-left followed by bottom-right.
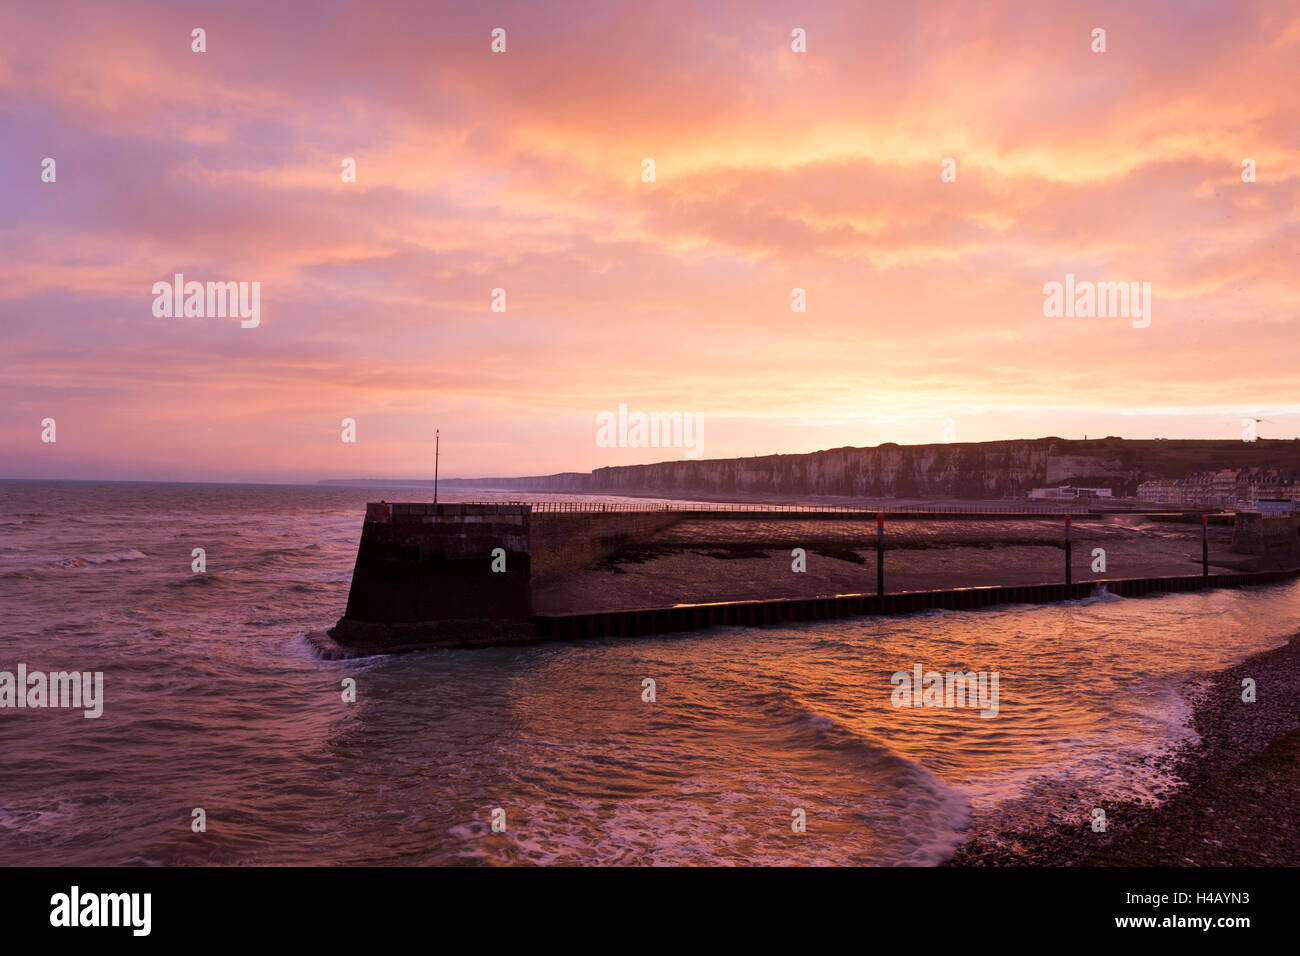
(1063, 584), (1126, 606)
(0, 800), (80, 833)
(255, 545), (322, 559)
(303, 569), (354, 583)
(751, 687), (973, 864)
(78, 548), (149, 565)
(296, 631), (385, 662)
(911, 607), (953, 618)
(0, 548), (150, 574)
(164, 573), (229, 588)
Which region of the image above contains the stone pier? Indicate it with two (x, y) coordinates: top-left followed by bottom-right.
(329, 503), (533, 651)
(1231, 512), (1300, 561)
(315, 502), (1300, 656)
(326, 503), (681, 652)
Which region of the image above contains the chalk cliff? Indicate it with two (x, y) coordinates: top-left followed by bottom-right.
(422, 437), (1300, 500)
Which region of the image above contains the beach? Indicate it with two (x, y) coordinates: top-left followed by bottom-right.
(946, 633), (1300, 866)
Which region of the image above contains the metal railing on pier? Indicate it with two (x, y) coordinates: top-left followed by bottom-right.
(480, 500), (1083, 515)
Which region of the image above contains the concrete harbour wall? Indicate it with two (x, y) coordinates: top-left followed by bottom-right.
(529, 511), (682, 584)
(325, 503), (1300, 653)
(1231, 512), (1300, 557)
(331, 503), (683, 649)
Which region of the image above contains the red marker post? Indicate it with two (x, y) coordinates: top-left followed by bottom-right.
(876, 511), (885, 596)
(1065, 513), (1072, 586)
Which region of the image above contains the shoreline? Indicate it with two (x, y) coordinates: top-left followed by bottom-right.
(944, 631), (1300, 866)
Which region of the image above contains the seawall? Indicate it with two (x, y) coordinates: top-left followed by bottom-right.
(329, 502), (683, 651)
(330, 502), (533, 650)
(1231, 512), (1300, 559)
(321, 502), (1300, 654)
(530, 511), (682, 584)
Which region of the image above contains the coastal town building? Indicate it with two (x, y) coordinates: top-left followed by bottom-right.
(1028, 485), (1113, 500)
(1211, 469), (1241, 506)
(1257, 474), (1300, 502)
(1177, 472), (1215, 507)
(1135, 479), (1179, 503)
(1135, 468), (1300, 509)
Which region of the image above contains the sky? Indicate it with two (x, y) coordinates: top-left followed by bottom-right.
(2, 0), (1298, 482)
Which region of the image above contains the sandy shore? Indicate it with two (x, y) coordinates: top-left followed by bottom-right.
(946, 633), (1300, 866)
(532, 515), (1252, 614)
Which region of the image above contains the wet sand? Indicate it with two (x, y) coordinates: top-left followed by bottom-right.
(532, 515), (1248, 614)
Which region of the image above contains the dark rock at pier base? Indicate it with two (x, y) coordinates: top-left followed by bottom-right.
(320, 618), (539, 657)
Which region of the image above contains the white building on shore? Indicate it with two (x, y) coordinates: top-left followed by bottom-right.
(1028, 485), (1113, 500)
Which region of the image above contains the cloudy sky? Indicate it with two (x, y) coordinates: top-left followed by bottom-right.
(3, 0), (1298, 481)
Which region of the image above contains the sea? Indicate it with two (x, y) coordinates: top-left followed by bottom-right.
(2, 479), (1298, 866)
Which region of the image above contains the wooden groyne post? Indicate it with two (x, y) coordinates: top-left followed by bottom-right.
(1065, 513), (1072, 585)
(876, 511), (885, 596)
(1202, 513), (1209, 577)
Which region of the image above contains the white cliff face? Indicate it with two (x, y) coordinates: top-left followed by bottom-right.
(582, 443), (1055, 497)
(444, 439), (1300, 501)
(478, 441), (1131, 498)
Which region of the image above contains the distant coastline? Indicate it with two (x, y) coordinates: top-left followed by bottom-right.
(320, 436), (1300, 502)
